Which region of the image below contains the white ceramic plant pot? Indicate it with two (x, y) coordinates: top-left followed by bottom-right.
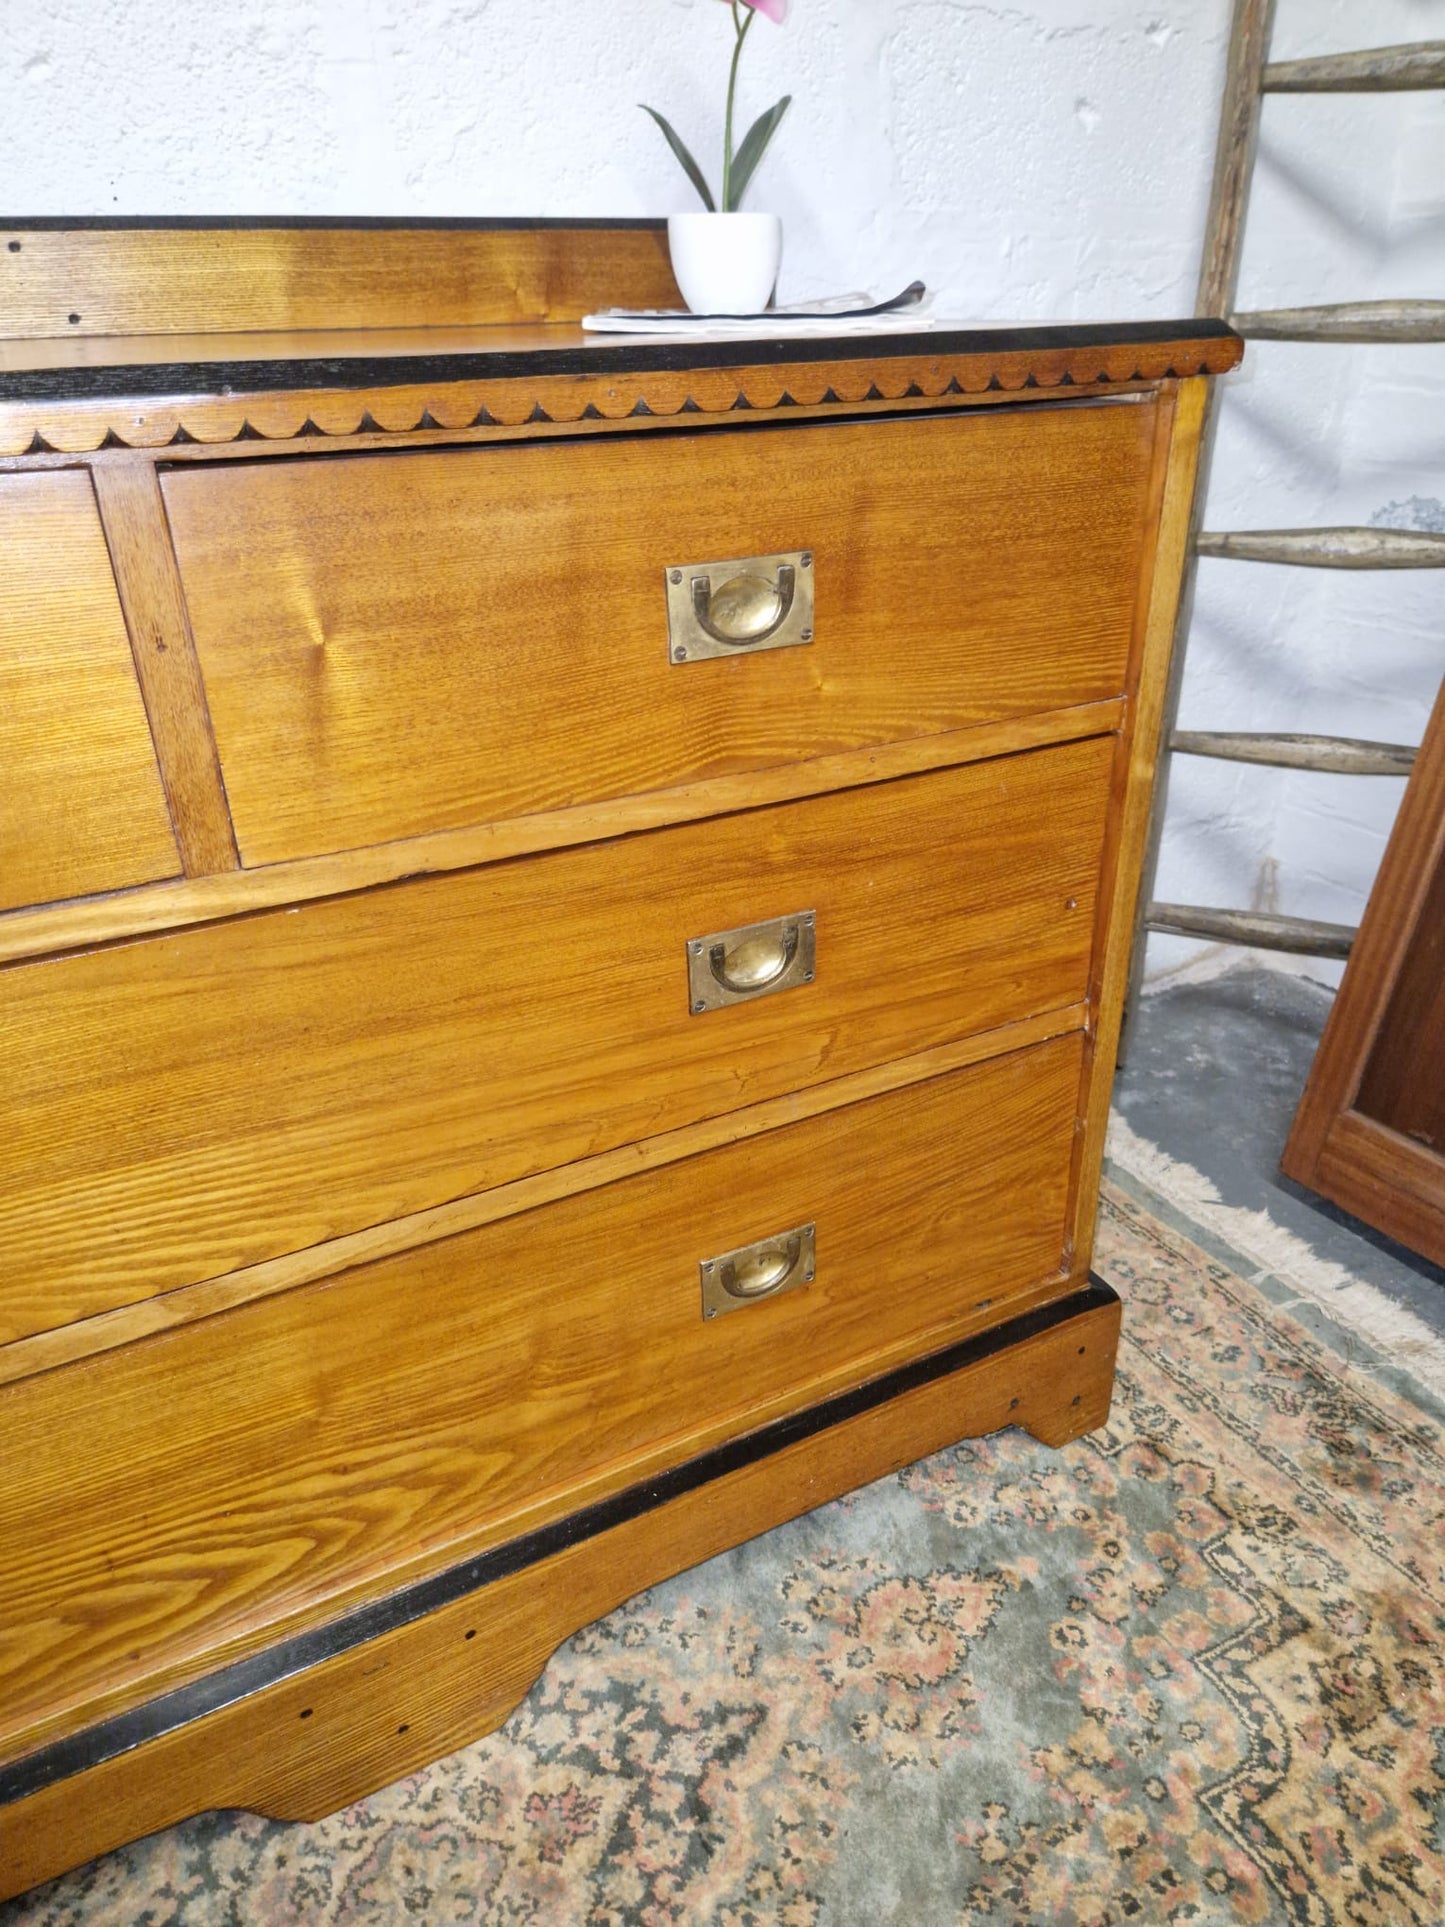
(667, 211), (782, 315)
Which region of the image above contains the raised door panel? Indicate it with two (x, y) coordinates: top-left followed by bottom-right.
(163, 400), (1159, 865)
(0, 735), (1112, 1341)
(1353, 840), (1445, 1153)
(0, 1033), (1082, 1756)
(1282, 675), (1445, 1264)
(0, 471), (180, 910)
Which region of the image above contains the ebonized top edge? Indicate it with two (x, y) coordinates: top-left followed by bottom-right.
(0, 215), (668, 231)
(0, 318), (1242, 405)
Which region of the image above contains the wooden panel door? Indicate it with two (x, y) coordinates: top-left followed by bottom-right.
(1282, 674), (1445, 1265)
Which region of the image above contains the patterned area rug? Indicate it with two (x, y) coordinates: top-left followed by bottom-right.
(5, 1180), (1444, 1926)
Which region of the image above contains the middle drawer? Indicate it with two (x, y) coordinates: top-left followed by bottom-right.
(0, 735), (1112, 1342)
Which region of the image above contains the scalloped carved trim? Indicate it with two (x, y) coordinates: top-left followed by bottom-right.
(0, 340), (1236, 457)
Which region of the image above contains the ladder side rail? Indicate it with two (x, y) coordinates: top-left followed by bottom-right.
(1121, 0), (1278, 1056)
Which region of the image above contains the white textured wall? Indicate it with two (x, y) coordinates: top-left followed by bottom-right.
(0, 0), (1227, 312)
(2, 0), (1442, 990)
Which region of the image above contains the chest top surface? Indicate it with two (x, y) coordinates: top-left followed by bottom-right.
(0, 218), (1240, 453)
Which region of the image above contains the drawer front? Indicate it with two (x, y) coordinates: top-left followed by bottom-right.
(0, 735), (1112, 1341)
(0, 471), (180, 911)
(162, 401), (1159, 866)
(0, 1033), (1083, 1750)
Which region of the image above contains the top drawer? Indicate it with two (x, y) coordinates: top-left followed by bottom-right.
(0, 472), (180, 912)
(163, 400), (1160, 868)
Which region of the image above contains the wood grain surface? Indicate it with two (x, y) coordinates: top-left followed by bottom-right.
(1069, 379), (1206, 1273)
(1312, 1112), (1445, 1268)
(0, 1034), (1082, 1762)
(1169, 729), (1417, 777)
(0, 1287), (1120, 1902)
(0, 315), (1245, 379)
(1354, 840), (1445, 1149)
(0, 331), (1241, 458)
(0, 698), (1123, 966)
(0, 738), (1113, 1342)
(1196, 526), (1445, 568)
(0, 223), (682, 339)
(162, 402), (1158, 866)
(1231, 299), (1445, 344)
(0, 470), (180, 912)
(0, 247), (1237, 1900)
(90, 460), (239, 875)
(1262, 40), (1445, 93)
(1196, 0), (1277, 317)
(1282, 674), (1445, 1264)
(0, 1004), (1086, 1389)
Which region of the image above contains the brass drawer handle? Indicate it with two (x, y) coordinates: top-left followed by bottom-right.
(666, 550), (814, 663)
(709, 922), (797, 995)
(726, 1232), (802, 1298)
(691, 563), (795, 647)
(687, 911), (816, 1014)
(702, 1222), (816, 1320)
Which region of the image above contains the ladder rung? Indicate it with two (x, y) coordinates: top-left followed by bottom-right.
(1170, 732), (1417, 776)
(1232, 300), (1445, 343)
(1196, 527), (1445, 568)
(1261, 41), (1445, 93)
(1146, 905), (1357, 958)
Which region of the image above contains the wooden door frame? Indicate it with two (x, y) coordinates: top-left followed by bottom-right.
(1281, 674), (1445, 1263)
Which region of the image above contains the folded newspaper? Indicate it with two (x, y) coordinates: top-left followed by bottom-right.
(581, 281), (930, 337)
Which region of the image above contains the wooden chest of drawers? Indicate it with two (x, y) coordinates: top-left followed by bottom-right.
(0, 219), (1240, 1899)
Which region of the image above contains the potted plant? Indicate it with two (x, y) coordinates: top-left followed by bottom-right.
(640, 0), (792, 314)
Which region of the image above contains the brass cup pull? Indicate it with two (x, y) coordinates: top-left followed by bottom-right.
(722, 1234), (802, 1300)
(665, 550), (814, 663)
(701, 1222), (816, 1319)
(709, 923), (798, 996)
(687, 910), (816, 1013)
(691, 563), (795, 648)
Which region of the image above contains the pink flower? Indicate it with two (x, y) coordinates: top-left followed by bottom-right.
(734, 0), (787, 21)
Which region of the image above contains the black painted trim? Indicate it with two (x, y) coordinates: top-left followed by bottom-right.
(0, 216), (667, 231)
(0, 320), (1241, 406)
(0, 1277), (1119, 1808)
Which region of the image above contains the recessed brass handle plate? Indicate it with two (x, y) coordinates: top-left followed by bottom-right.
(666, 550), (814, 662)
(701, 1221), (816, 1320)
(686, 910), (816, 1014)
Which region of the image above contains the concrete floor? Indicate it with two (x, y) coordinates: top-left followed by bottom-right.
(1114, 963), (1445, 1341)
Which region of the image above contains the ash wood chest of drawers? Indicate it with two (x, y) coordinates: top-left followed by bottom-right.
(0, 219), (1241, 1899)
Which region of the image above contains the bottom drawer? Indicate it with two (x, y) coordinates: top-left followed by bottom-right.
(0, 1031), (1084, 1754)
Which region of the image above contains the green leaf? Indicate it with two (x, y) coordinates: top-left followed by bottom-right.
(726, 95), (791, 211)
(638, 105), (716, 212)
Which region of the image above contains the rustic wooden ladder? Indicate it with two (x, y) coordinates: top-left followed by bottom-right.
(1122, 3), (1445, 1040)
